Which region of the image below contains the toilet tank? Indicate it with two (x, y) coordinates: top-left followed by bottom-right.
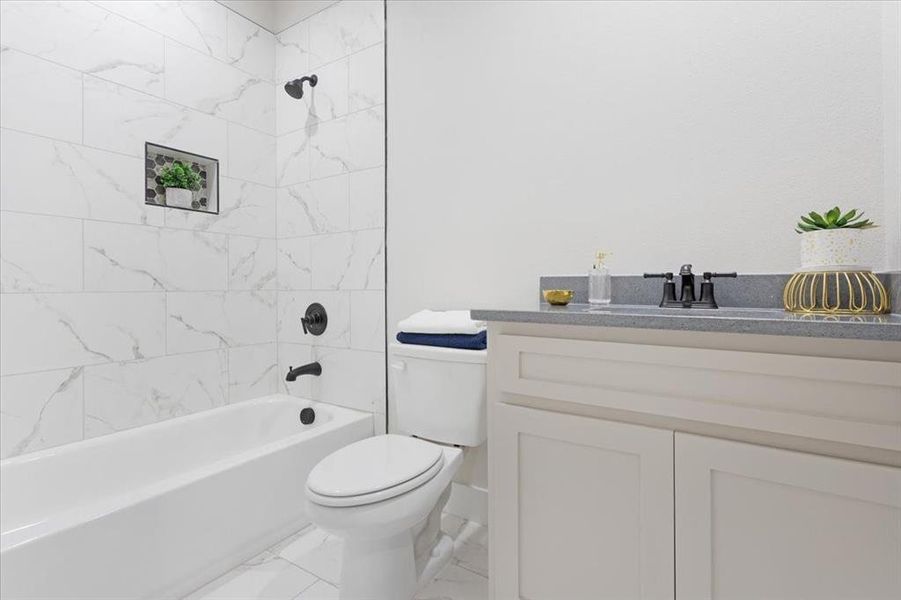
(389, 342), (487, 447)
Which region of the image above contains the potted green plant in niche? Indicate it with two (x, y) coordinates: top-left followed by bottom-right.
(159, 161), (202, 209)
(795, 206), (876, 271)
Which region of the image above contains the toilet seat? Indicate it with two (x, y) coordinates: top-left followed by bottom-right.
(306, 435), (445, 508)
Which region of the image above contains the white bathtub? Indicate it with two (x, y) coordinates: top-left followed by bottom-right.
(0, 394), (371, 599)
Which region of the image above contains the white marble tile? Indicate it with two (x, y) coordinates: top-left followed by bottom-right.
(277, 128), (312, 186)
(0, 367), (84, 459)
(309, 117), (350, 179)
(294, 580), (339, 600)
(0, 129), (162, 226)
(277, 237), (312, 291)
(83, 350), (227, 437)
(301, 58), (349, 125)
(166, 177), (275, 238)
(94, 0), (227, 61)
(346, 105), (385, 171)
(165, 40), (275, 134)
(229, 123), (277, 186)
(311, 347), (383, 412)
(0, 1), (164, 95)
(167, 291), (277, 353)
(184, 549), (316, 600)
(277, 176), (349, 238)
(348, 43), (384, 112)
(84, 221), (228, 291)
(229, 236), (277, 290)
(311, 229), (384, 290)
(277, 290), (350, 347)
(0, 292), (166, 376)
(275, 21), (309, 85)
(348, 167), (384, 230)
(449, 520), (489, 578)
(227, 10), (275, 82)
(414, 564), (488, 600)
(308, 1), (384, 68)
(350, 290), (385, 351)
(276, 56), (349, 135)
(270, 526), (343, 586)
(84, 76), (228, 166)
(0, 212), (83, 293)
(0, 48), (82, 143)
(227, 343), (277, 403)
(277, 342), (313, 397)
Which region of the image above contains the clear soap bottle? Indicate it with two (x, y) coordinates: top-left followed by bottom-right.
(589, 251), (612, 304)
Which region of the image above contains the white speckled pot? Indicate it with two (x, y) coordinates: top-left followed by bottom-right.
(165, 187), (193, 209)
(799, 228), (869, 272)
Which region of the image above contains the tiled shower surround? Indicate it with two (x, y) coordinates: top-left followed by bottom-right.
(0, 0), (386, 459)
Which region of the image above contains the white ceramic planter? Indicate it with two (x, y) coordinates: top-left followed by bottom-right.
(165, 187), (193, 209)
(799, 228), (869, 272)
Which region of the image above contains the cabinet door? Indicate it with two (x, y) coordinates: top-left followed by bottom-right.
(675, 433), (901, 600)
(491, 403), (674, 599)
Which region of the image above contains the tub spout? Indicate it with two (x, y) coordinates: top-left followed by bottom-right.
(286, 362), (322, 382)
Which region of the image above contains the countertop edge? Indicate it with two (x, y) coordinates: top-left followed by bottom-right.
(470, 307), (901, 342)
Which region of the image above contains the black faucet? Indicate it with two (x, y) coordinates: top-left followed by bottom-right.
(644, 265), (737, 309)
(286, 362), (322, 382)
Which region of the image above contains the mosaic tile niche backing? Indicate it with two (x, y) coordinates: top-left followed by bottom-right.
(145, 142), (219, 214)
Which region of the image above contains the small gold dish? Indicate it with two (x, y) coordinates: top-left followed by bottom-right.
(543, 289), (575, 306)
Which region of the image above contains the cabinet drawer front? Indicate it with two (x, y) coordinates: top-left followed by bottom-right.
(492, 403), (674, 599)
(495, 334), (901, 451)
(675, 433), (901, 600)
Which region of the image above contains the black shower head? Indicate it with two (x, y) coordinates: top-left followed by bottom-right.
(284, 74), (318, 99)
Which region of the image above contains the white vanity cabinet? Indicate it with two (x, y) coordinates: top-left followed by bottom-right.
(492, 403), (675, 600)
(487, 323), (901, 600)
(675, 433), (901, 600)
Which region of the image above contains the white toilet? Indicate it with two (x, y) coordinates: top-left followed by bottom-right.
(305, 342), (487, 600)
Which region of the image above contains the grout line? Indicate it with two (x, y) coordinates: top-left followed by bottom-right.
(382, 0), (389, 433)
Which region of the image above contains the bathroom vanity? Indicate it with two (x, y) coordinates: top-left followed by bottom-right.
(473, 304), (901, 600)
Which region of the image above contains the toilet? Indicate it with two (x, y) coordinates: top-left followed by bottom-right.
(305, 342), (487, 600)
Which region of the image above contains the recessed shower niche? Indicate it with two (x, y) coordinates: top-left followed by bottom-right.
(144, 142), (219, 214)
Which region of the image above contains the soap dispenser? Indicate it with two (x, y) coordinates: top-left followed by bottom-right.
(589, 251), (612, 304)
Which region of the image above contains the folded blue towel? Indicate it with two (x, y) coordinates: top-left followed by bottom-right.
(396, 330), (487, 350)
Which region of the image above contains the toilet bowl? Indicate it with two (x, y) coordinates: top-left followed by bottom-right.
(305, 343), (487, 600)
(306, 435), (463, 599)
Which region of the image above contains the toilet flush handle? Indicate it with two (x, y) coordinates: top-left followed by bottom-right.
(390, 361), (406, 371)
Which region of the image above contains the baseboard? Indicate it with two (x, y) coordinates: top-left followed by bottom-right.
(445, 482), (488, 525)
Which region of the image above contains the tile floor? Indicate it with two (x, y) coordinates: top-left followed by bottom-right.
(185, 514), (488, 600)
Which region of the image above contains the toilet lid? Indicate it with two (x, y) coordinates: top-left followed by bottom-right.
(306, 435), (444, 506)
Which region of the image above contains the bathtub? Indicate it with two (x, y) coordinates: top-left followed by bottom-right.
(0, 394), (372, 599)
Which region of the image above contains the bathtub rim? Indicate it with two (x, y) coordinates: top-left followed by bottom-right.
(1, 395), (372, 552)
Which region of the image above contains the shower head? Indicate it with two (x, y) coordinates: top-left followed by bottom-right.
(284, 74), (318, 99)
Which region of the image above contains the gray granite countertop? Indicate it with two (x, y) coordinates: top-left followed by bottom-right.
(471, 304), (901, 342)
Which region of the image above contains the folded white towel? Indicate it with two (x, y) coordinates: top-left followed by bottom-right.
(398, 310), (486, 335)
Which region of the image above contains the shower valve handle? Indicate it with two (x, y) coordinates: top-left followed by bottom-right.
(300, 303), (328, 336)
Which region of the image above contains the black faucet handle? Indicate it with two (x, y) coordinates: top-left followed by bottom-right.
(300, 302), (328, 336)
(643, 272), (674, 280)
(702, 271), (738, 280)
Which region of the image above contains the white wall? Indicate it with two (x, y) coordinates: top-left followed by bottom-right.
(0, 0), (388, 459)
(388, 0), (900, 321)
(386, 0), (901, 492)
(274, 0), (387, 432)
(0, 0), (279, 458)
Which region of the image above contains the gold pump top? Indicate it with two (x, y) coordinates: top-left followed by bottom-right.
(594, 251), (611, 268)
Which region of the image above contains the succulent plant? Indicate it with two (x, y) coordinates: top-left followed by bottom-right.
(795, 207), (875, 234)
(159, 160), (202, 191)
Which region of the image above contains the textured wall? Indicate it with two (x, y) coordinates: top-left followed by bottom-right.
(0, 0), (386, 458)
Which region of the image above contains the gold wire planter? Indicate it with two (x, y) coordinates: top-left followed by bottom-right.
(783, 271), (890, 315)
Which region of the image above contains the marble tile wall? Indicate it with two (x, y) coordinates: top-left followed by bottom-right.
(274, 1), (387, 432)
(0, 0), (280, 459)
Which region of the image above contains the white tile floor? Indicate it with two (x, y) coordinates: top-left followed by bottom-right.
(185, 514), (488, 600)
